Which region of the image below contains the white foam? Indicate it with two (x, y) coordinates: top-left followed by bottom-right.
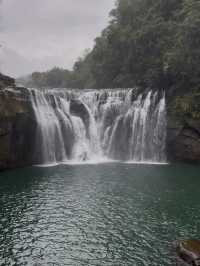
(61, 158), (118, 165)
(34, 159), (169, 167)
(35, 162), (60, 168)
(124, 161), (169, 165)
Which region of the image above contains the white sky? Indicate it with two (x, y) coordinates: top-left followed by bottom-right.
(0, 0), (115, 77)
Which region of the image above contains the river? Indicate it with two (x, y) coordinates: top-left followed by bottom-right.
(0, 162), (200, 265)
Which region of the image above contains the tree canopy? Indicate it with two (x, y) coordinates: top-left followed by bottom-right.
(24, 0), (200, 93)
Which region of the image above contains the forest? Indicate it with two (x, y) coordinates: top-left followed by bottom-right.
(22, 0), (200, 96)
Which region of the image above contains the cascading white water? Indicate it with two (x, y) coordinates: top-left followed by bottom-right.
(28, 88), (166, 164)
(29, 90), (67, 163)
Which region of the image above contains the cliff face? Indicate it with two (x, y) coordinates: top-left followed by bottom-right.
(166, 91), (200, 163)
(0, 87), (37, 170)
(167, 118), (200, 163)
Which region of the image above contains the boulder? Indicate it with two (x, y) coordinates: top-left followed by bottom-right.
(176, 240), (200, 265)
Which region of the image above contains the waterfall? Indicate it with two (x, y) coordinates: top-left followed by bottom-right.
(28, 88), (166, 164)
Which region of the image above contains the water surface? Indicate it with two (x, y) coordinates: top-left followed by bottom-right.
(0, 163), (200, 265)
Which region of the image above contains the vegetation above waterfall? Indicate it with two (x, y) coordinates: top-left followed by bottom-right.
(20, 0), (200, 95)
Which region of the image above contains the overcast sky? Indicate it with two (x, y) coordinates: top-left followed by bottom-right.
(0, 0), (115, 77)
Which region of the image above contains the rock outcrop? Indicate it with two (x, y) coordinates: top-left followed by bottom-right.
(0, 73), (15, 89)
(70, 99), (90, 138)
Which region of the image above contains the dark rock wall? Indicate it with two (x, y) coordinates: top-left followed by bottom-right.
(0, 88), (37, 170)
(167, 117), (200, 163)
(166, 89), (200, 164)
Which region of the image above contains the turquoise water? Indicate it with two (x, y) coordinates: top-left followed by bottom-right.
(0, 163), (200, 265)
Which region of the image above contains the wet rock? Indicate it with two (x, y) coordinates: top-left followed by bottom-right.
(70, 99), (90, 138)
(176, 240), (200, 265)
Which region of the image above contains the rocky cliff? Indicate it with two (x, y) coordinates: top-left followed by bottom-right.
(166, 91), (200, 163)
(0, 73), (15, 89)
(167, 118), (200, 163)
(0, 78), (37, 170)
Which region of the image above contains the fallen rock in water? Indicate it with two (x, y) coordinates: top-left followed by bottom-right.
(176, 240), (200, 265)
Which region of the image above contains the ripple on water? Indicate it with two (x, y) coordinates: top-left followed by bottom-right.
(0, 163), (200, 265)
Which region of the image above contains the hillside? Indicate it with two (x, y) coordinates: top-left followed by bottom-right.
(22, 0), (200, 93)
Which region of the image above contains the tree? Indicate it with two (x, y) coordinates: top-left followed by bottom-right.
(25, 0), (200, 94)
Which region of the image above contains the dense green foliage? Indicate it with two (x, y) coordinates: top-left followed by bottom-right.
(23, 0), (200, 93)
(19, 68), (74, 88)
